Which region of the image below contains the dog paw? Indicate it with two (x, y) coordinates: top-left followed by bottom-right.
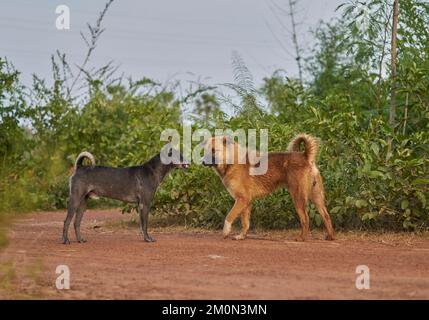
(144, 236), (156, 242)
(233, 234), (246, 240)
(222, 224), (232, 239)
(325, 234), (335, 241)
(295, 235), (307, 242)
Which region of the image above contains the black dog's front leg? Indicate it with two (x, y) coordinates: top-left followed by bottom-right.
(138, 202), (155, 242)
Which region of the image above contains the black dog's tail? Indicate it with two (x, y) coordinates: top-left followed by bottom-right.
(74, 151), (96, 171)
(287, 133), (319, 164)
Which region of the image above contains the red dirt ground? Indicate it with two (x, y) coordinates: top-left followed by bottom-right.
(0, 209), (429, 299)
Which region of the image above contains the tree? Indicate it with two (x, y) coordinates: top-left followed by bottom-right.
(0, 59), (29, 161)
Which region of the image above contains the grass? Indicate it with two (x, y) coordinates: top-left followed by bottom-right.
(0, 209), (47, 299)
(0, 260), (16, 294)
(24, 258), (44, 286)
(0, 258), (46, 299)
(0, 209), (36, 251)
(0, 213), (13, 249)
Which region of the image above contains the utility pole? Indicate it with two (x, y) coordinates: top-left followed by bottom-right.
(390, 0), (399, 129)
(387, 0), (399, 159)
(288, 0), (303, 84)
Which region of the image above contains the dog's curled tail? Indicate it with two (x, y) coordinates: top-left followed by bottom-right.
(288, 133), (319, 164)
(74, 151), (96, 171)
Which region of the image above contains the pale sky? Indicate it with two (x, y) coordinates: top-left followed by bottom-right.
(0, 0), (344, 89)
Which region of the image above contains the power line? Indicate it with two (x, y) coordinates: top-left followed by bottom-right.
(0, 46), (280, 71)
(0, 21), (281, 49)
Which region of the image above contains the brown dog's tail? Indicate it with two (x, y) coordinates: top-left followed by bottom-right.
(74, 151), (96, 171)
(288, 134), (319, 164)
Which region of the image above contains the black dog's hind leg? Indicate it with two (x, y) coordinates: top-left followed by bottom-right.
(138, 202), (155, 242)
(74, 198), (87, 243)
(63, 197), (80, 244)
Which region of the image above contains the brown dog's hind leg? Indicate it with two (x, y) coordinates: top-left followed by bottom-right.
(290, 191), (310, 242)
(310, 178), (335, 240)
(295, 206), (310, 242)
(234, 205), (251, 240)
(223, 198), (249, 239)
(317, 204), (335, 241)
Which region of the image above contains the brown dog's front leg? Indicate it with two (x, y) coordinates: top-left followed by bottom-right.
(223, 198), (249, 239)
(234, 205), (251, 240)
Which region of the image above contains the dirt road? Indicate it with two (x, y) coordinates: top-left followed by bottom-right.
(0, 209), (428, 299)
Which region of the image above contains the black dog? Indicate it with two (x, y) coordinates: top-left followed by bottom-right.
(63, 149), (188, 244)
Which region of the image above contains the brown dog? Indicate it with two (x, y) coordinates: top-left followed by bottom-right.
(202, 134), (335, 241)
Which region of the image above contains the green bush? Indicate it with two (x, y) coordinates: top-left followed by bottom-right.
(1, 0), (428, 233)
